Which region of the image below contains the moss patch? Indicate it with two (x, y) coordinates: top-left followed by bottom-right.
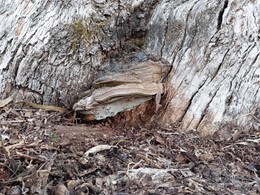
(68, 19), (107, 52)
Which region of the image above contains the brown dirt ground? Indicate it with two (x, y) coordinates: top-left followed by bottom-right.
(0, 107), (259, 195)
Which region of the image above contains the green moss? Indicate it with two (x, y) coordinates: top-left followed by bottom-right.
(68, 19), (108, 52)
(68, 19), (94, 51)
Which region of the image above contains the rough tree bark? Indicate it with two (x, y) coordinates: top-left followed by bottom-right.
(0, 0), (259, 135)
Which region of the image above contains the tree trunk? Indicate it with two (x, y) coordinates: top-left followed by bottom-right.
(147, 0), (260, 134)
(0, 0), (259, 135)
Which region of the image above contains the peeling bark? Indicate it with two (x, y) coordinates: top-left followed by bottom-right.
(0, 0), (259, 134)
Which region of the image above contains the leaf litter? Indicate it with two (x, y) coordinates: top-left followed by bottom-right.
(0, 105), (259, 194)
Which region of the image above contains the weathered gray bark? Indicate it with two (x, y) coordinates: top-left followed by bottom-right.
(0, 0), (259, 135)
(147, 0), (260, 134)
(0, 0), (155, 105)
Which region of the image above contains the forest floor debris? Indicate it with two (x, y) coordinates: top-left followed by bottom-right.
(0, 107), (259, 194)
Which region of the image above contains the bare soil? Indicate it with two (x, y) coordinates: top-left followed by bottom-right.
(0, 107), (259, 194)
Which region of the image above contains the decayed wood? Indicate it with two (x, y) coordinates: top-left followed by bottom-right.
(73, 60), (170, 120)
(91, 83), (163, 103)
(93, 60), (170, 86)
